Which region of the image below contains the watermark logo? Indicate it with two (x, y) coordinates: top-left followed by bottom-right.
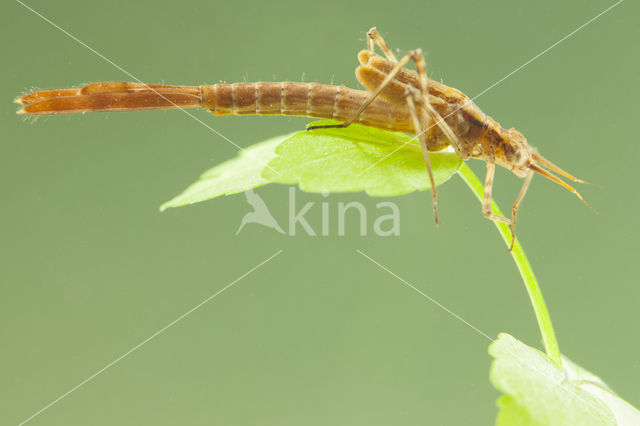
(236, 188), (400, 236)
(236, 189), (285, 235)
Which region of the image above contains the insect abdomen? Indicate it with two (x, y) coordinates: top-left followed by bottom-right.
(201, 82), (414, 133)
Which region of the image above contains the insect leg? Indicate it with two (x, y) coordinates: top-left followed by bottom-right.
(408, 49), (461, 148)
(482, 161), (512, 226)
(307, 52), (415, 131)
(366, 27), (397, 62)
(406, 88), (439, 224)
(508, 170), (534, 251)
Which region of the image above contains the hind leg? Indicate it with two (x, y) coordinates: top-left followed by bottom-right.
(307, 49), (420, 131)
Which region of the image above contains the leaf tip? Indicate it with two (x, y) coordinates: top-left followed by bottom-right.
(159, 201), (173, 212)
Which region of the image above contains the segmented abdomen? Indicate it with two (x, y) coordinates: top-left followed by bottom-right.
(201, 82), (414, 133)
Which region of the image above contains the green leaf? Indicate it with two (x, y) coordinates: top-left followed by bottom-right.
(490, 333), (640, 426)
(160, 134), (290, 211)
(262, 120), (462, 196)
(161, 120), (462, 209)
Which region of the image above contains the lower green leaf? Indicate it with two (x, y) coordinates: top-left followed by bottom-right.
(490, 333), (640, 426)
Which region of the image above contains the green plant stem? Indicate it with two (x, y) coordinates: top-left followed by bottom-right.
(457, 163), (561, 366)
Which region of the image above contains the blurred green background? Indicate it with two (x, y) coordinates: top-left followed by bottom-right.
(2, 0), (638, 424)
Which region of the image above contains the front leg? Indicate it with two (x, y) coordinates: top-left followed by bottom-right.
(507, 170), (534, 251)
(482, 160), (512, 226)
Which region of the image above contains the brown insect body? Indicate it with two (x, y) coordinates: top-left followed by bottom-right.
(16, 76), (531, 177)
(15, 27), (589, 249)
